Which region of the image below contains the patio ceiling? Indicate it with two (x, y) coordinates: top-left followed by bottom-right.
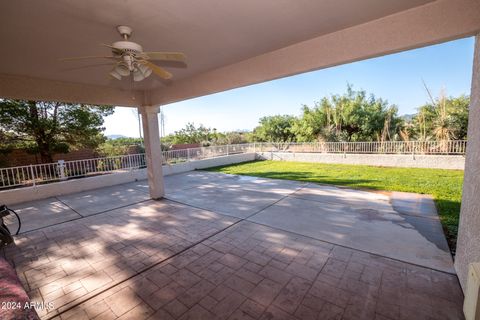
(0, 0), (479, 107)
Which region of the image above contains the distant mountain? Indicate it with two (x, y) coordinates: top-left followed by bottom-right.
(401, 114), (415, 122)
(106, 134), (127, 140)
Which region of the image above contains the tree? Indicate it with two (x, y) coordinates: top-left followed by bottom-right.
(212, 131), (250, 145)
(291, 103), (328, 142)
(162, 123), (216, 146)
(97, 137), (147, 157)
(0, 100), (114, 163)
(412, 91), (469, 141)
(292, 85), (402, 142)
(252, 115), (297, 148)
(448, 95), (469, 140)
(161, 123), (252, 147)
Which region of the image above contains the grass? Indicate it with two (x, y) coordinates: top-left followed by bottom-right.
(207, 160), (464, 251)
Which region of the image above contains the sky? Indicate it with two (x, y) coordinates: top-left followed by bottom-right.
(103, 37), (475, 137)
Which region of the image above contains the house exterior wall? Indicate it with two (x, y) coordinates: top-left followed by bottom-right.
(455, 34), (480, 291)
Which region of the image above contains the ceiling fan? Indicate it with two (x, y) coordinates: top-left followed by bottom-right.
(60, 25), (186, 82)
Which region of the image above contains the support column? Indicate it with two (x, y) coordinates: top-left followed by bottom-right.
(139, 105), (165, 199)
(455, 34), (480, 291)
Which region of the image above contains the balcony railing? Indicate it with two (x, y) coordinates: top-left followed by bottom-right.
(0, 141), (466, 189)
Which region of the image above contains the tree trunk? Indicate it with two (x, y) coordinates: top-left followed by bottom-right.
(39, 149), (53, 164)
(37, 141), (53, 163)
(28, 101), (54, 164)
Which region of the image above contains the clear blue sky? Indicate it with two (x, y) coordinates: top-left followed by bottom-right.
(104, 37), (475, 137)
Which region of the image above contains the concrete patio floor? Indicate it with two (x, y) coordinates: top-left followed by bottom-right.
(2, 171), (464, 319)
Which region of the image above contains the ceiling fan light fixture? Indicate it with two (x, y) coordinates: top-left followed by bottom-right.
(138, 64), (152, 78)
(61, 26), (185, 82)
(115, 63), (130, 77)
(132, 67), (147, 82)
(109, 69), (122, 80)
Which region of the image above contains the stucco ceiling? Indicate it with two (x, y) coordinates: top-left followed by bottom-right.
(0, 0), (435, 91)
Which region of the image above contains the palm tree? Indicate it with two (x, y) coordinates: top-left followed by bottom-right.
(423, 83), (455, 152)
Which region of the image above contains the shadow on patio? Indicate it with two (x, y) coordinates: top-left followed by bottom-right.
(2, 171), (464, 320)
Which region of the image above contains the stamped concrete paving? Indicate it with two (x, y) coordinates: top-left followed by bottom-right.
(249, 190), (453, 272)
(2, 171), (463, 319)
(5, 199), (239, 319)
(59, 222), (464, 320)
(169, 172), (453, 273)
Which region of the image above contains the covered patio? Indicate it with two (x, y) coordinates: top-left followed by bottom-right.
(1, 0), (480, 319)
(4, 171), (463, 319)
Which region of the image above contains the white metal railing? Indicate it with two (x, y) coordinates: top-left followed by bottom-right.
(0, 153), (147, 190)
(0, 141), (466, 189)
(162, 143), (255, 164)
(254, 140), (467, 155)
(0, 144), (255, 189)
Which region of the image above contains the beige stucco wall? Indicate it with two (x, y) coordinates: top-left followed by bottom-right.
(455, 35), (480, 291)
(0, 74), (144, 107)
(256, 152), (465, 170)
(0, 153), (255, 206)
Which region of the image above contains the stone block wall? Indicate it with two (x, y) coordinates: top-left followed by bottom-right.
(256, 152), (465, 170)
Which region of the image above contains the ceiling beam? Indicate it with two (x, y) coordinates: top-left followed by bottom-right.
(0, 74), (144, 106)
(150, 0), (480, 106)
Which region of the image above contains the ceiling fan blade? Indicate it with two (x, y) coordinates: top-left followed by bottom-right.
(143, 52), (186, 62)
(140, 60), (172, 79)
(100, 43), (117, 49)
(59, 56), (117, 61)
(100, 43), (123, 53)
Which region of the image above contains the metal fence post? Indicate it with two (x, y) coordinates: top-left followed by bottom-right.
(187, 148), (191, 162)
(58, 160), (67, 180)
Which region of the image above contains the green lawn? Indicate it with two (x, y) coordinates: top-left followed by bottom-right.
(207, 160), (464, 251)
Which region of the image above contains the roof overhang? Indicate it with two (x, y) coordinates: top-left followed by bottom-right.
(0, 0), (479, 107)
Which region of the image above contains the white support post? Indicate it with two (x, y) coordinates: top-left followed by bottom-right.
(139, 106), (165, 199)
(455, 34), (480, 291)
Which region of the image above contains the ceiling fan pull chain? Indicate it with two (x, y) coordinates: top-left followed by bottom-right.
(130, 75), (135, 100)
